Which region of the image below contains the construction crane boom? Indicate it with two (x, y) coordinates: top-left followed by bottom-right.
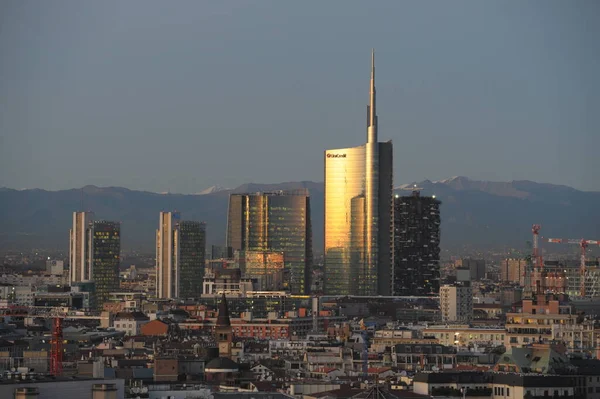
(546, 238), (600, 297)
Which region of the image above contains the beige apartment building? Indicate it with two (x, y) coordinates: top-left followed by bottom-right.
(440, 284), (473, 323)
(424, 325), (505, 349)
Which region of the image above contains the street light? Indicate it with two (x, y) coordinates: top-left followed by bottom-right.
(454, 332), (460, 351)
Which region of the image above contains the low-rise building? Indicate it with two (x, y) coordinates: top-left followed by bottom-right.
(423, 325), (505, 350)
(113, 311), (150, 336)
(392, 343), (456, 371)
(413, 371), (577, 398)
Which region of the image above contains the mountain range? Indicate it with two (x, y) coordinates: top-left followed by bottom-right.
(1, 177), (598, 254)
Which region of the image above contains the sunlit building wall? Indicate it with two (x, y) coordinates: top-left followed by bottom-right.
(236, 250), (285, 291)
(226, 190), (312, 294)
(324, 51), (393, 296)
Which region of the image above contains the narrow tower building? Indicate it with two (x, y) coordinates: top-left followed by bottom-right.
(324, 51), (393, 295)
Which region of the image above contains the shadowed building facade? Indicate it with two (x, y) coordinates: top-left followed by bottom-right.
(324, 51), (393, 296)
(91, 220), (121, 308)
(69, 212), (120, 309)
(393, 190), (441, 295)
(156, 212), (206, 299)
(226, 190), (312, 294)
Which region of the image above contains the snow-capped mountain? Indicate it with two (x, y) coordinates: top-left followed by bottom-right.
(196, 185), (230, 195)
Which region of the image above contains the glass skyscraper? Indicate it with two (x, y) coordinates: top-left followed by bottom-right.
(393, 191), (441, 296)
(69, 212), (120, 309)
(226, 190), (313, 294)
(178, 221), (206, 299)
(324, 51), (393, 296)
(156, 212), (206, 299)
(91, 221), (121, 308)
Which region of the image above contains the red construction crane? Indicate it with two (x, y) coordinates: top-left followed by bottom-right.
(50, 317), (64, 376)
(546, 238), (600, 297)
(0, 306), (66, 375)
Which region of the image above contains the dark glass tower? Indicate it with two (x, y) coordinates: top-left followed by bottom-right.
(324, 50), (393, 296)
(178, 221), (206, 299)
(91, 221), (120, 308)
(156, 212), (206, 299)
(226, 189), (313, 294)
(393, 191), (441, 296)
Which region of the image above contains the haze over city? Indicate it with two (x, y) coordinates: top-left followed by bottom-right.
(3, 3), (600, 398)
(1, 0), (599, 193)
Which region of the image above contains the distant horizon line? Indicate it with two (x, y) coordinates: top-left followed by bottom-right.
(1, 175), (597, 194)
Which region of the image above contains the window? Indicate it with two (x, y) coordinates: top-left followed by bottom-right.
(507, 388), (509, 396)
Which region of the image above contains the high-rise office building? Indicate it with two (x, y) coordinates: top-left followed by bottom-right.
(392, 191), (441, 296)
(226, 189), (312, 294)
(69, 212), (120, 308)
(324, 51), (393, 296)
(156, 212), (206, 299)
(236, 250), (285, 291)
(91, 220), (120, 307)
(70, 211), (94, 283)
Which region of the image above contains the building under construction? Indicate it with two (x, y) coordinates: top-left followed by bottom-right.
(392, 190), (441, 296)
(543, 260), (600, 298)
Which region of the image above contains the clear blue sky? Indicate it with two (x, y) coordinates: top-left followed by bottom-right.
(1, 0), (598, 193)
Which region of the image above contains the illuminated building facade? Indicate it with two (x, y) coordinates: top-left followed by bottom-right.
(156, 212), (206, 299)
(324, 51), (393, 296)
(226, 190), (312, 294)
(236, 250), (285, 291)
(393, 191), (441, 295)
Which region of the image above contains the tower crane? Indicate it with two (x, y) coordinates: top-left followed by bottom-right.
(0, 306), (105, 376)
(546, 238), (600, 297)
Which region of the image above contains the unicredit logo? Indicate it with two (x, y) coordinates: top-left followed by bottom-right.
(327, 153), (347, 158)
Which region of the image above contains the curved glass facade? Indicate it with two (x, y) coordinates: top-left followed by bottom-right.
(324, 146), (366, 295)
(323, 51), (393, 296)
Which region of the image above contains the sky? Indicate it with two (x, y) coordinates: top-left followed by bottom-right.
(1, 0), (599, 193)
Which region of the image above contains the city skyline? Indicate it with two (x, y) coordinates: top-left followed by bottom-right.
(1, 1), (599, 192)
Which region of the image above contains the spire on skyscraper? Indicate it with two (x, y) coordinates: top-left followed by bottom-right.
(367, 49), (377, 143)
